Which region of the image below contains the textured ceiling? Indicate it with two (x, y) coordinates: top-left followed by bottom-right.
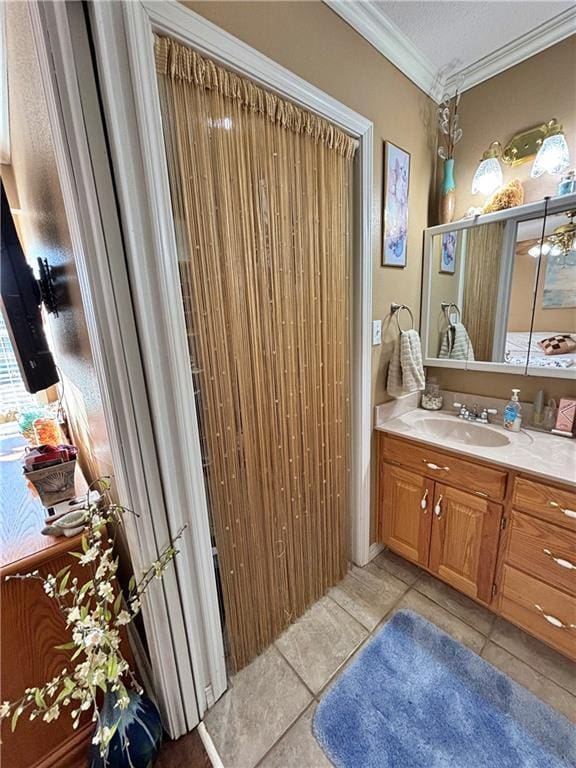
(374, 1), (573, 77)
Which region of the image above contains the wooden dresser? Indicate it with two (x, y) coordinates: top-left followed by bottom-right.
(377, 432), (576, 661)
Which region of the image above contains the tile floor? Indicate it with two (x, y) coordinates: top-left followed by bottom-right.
(204, 549), (576, 768)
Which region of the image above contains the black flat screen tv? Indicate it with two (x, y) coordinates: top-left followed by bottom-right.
(1, 182), (59, 393)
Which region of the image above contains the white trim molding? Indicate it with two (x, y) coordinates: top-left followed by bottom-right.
(324, 0), (443, 101)
(324, 1), (576, 101)
(87, 0), (374, 731)
(90, 0), (373, 573)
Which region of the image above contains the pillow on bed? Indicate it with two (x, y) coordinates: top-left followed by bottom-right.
(538, 334), (576, 356)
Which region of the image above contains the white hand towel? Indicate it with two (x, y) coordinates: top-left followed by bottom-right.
(387, 329), (426, 398)
(439, 322), (475, 361)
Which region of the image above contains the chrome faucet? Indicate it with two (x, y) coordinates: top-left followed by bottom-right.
(453, 402), (498, 423)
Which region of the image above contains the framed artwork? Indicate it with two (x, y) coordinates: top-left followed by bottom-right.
(440, 231), (457, 274)
(382, 141), (410, 267)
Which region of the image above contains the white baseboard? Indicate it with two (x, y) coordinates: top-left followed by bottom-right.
(198, 721), (224, 768)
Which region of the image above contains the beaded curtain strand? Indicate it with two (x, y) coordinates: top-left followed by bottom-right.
(155, 35), (355, 671)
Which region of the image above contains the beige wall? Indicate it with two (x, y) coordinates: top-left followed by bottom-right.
(182, 2), (576, 541)
(182, 0), (438, 409)
(183, 0), (436, 540)
(2, 3), (112, 483)
(454, 36), (576, 218)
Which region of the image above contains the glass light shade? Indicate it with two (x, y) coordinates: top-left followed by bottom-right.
(528, 241), (551, 258)
(471, 157), (503, 196)
(530, 133), (570, 177)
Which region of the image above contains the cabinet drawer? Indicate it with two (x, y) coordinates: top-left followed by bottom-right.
(499, 565), (576, 660)
(381, 435), (507, 500)
(507, 511), (576, 596)
(513, 478), (576, 532)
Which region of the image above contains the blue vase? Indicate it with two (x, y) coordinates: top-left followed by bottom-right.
(89, 691), (163, 768)
(439, 158), (456, 224)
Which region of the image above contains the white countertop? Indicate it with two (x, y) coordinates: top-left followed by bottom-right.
(375, 406), (576, 488)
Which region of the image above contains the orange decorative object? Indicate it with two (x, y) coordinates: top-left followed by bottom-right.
(33, 418), (64, 446)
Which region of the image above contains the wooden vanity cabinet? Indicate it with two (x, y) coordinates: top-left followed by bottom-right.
(377, 431), (576, 661)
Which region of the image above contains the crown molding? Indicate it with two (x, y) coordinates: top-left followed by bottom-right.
(324, 0), (444, 101)
(445, 6), (576, 94)
(324, 1), (576, 103)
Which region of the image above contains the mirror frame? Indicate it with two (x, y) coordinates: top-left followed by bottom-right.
(421, 192), (576, 380)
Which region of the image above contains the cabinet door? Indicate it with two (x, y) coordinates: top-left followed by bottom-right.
(429, 484), (502, 603)
(381, 464), (433, 566)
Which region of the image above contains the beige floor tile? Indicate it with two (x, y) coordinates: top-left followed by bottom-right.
(204, 646), (311, 768)
(275, 596), (367, 694)
(258, 705), (331, 768)
(372, 548), (421, 585)
(396, 590), (486, 653)
(329, 567), (407, 630)
(491, 618), (576, 695)
(482, 642), (576, 723)
(414, 571), (495, 636)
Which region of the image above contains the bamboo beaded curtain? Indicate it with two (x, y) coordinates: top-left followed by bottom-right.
(462, 222), (505, 361)
(155, 35), (356, 671)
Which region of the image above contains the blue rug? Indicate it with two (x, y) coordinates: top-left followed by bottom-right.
(313, 610), (576, 768)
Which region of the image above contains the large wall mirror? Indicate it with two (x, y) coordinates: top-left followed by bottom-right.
(421, 193), (576, 379)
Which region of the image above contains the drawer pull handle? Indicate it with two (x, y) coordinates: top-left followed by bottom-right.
(423, 460), (450, 471)
(434, 495), (444, 519)
(420, 489), (429, 512)
(548, 501), (576, 519)
(534, 604), (576, 631)
(543, 549), (576, 570)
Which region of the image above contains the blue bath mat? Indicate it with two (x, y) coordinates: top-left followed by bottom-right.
(313, 610), (576, 768)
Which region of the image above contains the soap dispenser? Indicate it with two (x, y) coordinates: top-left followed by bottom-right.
(503, 389), (522, 432)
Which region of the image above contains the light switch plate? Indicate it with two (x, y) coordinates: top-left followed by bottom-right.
(372, 319), (382, 345)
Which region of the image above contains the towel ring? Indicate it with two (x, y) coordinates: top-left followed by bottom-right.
(441, 302), (461, 325)
(391, 303), (415, 333)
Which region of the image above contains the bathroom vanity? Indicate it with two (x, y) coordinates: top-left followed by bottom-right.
(375, 407), (575, 661)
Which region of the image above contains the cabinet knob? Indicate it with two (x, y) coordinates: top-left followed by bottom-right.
(420, 489), (429, 512)
(548, 500), (576, 519)
(534, 604), (576, 631)
(423, 460), (450, 472)
(543, 549), (576, 570)
(434, 495), (444, 518)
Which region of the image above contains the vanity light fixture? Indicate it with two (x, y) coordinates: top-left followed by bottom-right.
(471, 141), (503, 196)
(472, 119), (570, 195)
(531, 120), (571, 178)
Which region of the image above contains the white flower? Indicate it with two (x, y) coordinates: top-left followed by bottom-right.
(79, 546), (99, 565)
(129, 599), (141, 614)
(97, 582), (114, 603)
(42, 704), (60, 723)
(114, 695), (130, 710)
(67, 607), (81, 624)
(115, 610), (131, 627)
(92, 725), (114, 746)
(84, 629), (104, 648)
(0, 701), (10, 719)
(43, 577), (56, 597)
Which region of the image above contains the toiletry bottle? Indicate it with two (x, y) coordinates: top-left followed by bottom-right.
(532, 389), (545, 427)
(503, 389), (522, 432)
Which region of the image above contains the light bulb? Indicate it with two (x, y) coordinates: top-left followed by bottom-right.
(471, 157), (503, 196)
(531, 133), (570, 178)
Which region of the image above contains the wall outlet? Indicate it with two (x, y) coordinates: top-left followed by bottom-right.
(372, 319), (382, 346)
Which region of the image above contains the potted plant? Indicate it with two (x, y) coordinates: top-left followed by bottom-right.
(0, 479), (183, 768)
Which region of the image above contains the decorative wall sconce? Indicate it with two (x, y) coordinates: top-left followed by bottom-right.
(471, 119), (570, 195)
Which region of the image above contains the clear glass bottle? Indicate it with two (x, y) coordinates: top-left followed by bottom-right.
(420, 379), (443, 411)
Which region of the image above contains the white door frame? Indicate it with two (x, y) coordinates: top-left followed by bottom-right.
(28, 0), (218, 736)
(89, 0), (373, 710)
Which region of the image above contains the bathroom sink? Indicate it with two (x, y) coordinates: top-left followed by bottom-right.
(411, 416), (511, 448)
